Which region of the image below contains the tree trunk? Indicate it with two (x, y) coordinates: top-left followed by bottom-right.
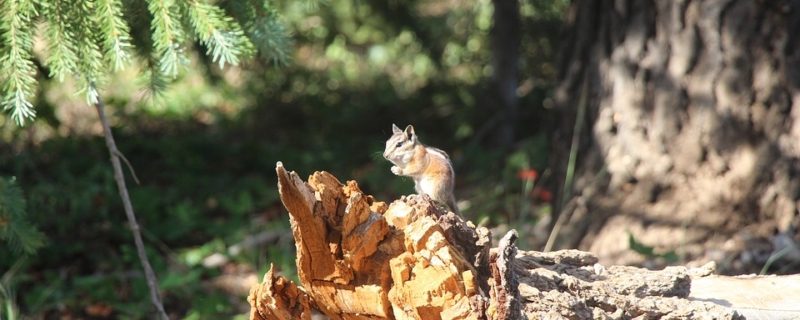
(246, 165), (784, 319)
(490, 0), (521, 149)
(548, 0), (800, 273)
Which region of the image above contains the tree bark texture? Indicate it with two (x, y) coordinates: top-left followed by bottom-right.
(549, 0), (800, 272)
(248, 164), (758, 319)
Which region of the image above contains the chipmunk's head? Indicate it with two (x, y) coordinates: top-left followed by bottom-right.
(383, 124), (418, 165)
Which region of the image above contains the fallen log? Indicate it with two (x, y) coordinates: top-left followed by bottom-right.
(247, 163), (797, 319)
(689, 273), (800, 320)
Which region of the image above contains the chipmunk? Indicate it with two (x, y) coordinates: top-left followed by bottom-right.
(383, 124), (458, 213)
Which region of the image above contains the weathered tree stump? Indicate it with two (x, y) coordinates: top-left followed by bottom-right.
(248, 163), (754, 319)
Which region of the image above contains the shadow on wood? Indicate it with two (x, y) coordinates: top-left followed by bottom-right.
(247, 163), (800, 319)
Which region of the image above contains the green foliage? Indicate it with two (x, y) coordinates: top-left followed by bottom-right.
(187, 1), (253, 68)
(74, 1), (106, 103)
(1, 260), (26, 320)
(0, 0), (38, 124)
(1, 0), (292, 124)
(224, 0), (293, 65)
(0, 177), (45, 255)
(0, 129), (300, 317)
(97, 0), (133, 71)
(147, 0), (187, 77)
(628, 232), (679, 263)
(43, 1), (79, 81)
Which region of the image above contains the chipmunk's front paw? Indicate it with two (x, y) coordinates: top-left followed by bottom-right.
(391, 166), (402, 175)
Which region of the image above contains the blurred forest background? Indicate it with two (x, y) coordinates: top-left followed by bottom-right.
(0, 0), (564, 318)
(2, 0), (800, 319)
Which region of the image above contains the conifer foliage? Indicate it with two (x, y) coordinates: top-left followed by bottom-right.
(0, 177), (45, 255)
(0, 0), (292, 125)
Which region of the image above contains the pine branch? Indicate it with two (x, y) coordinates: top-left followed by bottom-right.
(73, 1), (106, 104)
(250, 15), (292, 65)
(187, 0), (252, 68)
(147, 0), (186, 77)
(0, 177), (45, 255)
(224, 0), (292, 65)
(2, 0), (294, 123)
(124, 0), (157, 58)
(95, 0), (133, 71)
(0, 0), (38, 125)
(43, 0), (80, 81)
(92, 83), (168, 320)
(247, 5), (292, 66)
(137, 58), (169, 99)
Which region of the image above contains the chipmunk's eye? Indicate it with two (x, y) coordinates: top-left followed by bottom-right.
(395, 141), (403, 148)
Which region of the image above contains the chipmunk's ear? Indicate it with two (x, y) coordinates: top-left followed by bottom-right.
(392, 123), (402, 134)
(404, 125), (416, 140)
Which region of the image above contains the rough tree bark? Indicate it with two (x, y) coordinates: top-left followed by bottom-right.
(246, 164), (793, 319)
(548, 0), (800, 272)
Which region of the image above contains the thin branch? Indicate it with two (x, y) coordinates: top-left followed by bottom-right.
(92, 83), (168, 320)
(113, 149), (141, 185)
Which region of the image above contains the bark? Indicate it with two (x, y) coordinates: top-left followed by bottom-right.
(243, 165), (800, 319)
(548, 0), (800, 272)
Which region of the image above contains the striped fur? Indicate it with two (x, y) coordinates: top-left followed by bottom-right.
(383, 124), (458, 213)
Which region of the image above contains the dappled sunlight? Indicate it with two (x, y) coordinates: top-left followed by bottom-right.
(21, 0), (800, 318)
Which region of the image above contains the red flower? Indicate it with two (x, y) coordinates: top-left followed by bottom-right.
(532, 187), (553, 202)
(517, 169), (538, 181)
